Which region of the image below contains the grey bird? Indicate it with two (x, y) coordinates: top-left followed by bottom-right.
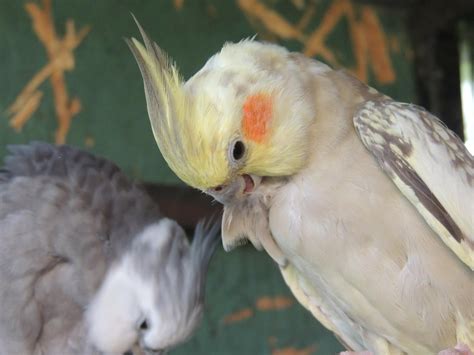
(0, 142), (220, 355)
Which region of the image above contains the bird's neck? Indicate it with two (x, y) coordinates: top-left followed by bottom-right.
(308, 71), (367, 161)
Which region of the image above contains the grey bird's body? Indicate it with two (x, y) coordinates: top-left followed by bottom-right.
(0, 142), (220, 355)
(127, 24), (473, 355)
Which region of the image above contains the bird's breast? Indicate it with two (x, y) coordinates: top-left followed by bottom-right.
(267, 135), (473, 352)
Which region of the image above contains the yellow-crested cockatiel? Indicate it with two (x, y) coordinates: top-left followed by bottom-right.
(127, 19), (474, 354)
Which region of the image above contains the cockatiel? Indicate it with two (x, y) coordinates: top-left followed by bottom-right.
(0, 142), (220, 355)
(127, 21), (474, 354)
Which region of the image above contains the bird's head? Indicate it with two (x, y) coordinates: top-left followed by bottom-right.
(86, 218), (220, 355)
(127, 21), (325, 204)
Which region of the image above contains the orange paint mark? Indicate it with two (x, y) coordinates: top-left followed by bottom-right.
(237, 0), (305, 41)
(173, 0), (184, 11)
(304, 0), (351, 65)
(242, 93), (273, 143)
(84, 136), (95, 148)
(256, 296), (294, 311)
(360, 7), (395, 84)
(272, 345), (316, 355)
(207, 4), (218, 18)
(304, 0), (395, 84)
(239, 0), (397, 85)
(9, 91), (43, 132)
(296, 2), (316, 32)
(291, 0), (306, 10)
(389, 35), (400, 53)
(223, 308), (254, 324)
(7, 0), (90, 144)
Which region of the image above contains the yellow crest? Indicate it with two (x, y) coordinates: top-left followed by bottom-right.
(128, 19), (319, 191)
(126, 18), (230, 190)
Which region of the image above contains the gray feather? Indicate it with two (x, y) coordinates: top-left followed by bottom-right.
(0, 142), (219, 354)
(1, 141), (161, 260)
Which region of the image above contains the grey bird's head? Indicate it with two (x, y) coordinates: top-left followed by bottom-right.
(86, 218), (220, 355)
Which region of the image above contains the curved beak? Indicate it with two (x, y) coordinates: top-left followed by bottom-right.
(207, 174), (261, 203)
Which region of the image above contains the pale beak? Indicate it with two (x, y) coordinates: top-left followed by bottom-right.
(208, 174), (261, 203)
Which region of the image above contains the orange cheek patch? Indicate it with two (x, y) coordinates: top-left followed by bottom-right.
(242, 93), (273, 143)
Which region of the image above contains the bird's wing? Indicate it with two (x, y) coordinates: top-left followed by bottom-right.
(353, 100), (474, 269)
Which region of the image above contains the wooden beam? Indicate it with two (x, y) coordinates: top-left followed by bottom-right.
(143, 183), (222, 230)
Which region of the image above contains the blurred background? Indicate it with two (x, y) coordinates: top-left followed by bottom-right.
(0, 0), (473, 354)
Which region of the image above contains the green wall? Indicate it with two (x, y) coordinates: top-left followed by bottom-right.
(0, 1), (416, 354)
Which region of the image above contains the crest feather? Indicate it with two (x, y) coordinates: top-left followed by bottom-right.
(126, 17), (229, 189)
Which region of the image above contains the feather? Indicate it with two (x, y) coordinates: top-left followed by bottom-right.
(354, 100), (474, 270)
(0, 142), (219, 354)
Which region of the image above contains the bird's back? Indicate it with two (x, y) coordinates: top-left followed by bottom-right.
(0, 142), (161, 354)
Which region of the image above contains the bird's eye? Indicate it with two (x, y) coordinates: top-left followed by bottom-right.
(231, 140), (245, 161)
(140, 320), (149, 330)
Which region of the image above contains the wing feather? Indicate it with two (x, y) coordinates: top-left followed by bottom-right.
(354, 100), (474, 269)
